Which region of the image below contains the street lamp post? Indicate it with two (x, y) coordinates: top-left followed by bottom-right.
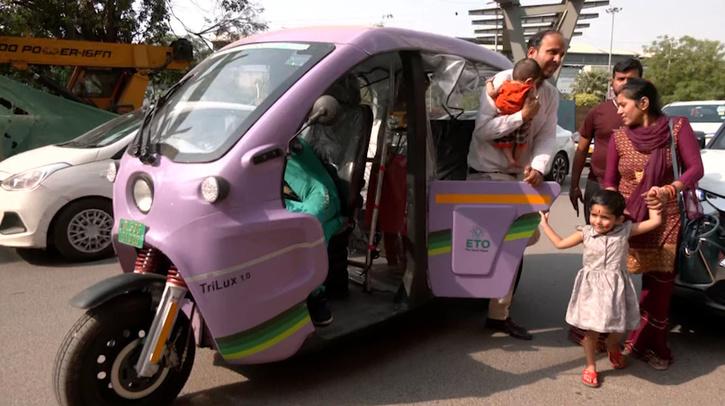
(605, 6), (622, 75)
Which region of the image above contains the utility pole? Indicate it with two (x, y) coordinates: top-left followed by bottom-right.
(605, 6), (622, 75)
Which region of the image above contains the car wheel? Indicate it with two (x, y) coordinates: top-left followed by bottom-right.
(52, 198), (115, 262)
(546, 151), (569, 185)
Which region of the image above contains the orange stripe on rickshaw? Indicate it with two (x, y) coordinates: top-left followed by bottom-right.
(435, 194), (551, 205)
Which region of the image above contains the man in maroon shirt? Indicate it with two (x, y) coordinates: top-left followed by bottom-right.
(569, 58), (643, 221)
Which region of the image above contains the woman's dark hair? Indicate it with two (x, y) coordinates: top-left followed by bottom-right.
(620, 77), (663, 117)
(612, 57), (643, 77)
(590, 189), (626, 217)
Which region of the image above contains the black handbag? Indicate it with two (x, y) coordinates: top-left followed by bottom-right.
(670, 119), (724, 283)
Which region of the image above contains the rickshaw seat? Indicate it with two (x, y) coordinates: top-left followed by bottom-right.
(301, 80), (374, 298)
(334, 105), (374, 220)
(303, 84), (374, 222)
(430, 119), (474, 180)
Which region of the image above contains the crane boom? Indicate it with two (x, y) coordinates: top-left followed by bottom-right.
(0, 36), (191, 70)
(0, 36), (193, 112)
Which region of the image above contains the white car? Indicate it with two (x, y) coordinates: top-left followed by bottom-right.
(663, 100), (725, 145)
(543, 125), (576, 185)
(0, 112), (140, 261)
(699, 122), (725, 214)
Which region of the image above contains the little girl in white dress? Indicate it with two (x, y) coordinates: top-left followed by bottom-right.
(539, 189), (662, 388)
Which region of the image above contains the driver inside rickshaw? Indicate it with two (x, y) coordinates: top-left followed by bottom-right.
(283, 136), (344, 327)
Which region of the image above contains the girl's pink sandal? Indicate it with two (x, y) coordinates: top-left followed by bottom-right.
(581, 369), (599, 388)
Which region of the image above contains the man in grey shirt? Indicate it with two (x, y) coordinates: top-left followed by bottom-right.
(467, 30), (565, 340)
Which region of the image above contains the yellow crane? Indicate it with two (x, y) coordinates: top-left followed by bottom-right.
(0, 36), (193, 112)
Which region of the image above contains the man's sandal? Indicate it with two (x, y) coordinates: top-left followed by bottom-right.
(581, 369), (599, 388)
(609, 349), (626, 369)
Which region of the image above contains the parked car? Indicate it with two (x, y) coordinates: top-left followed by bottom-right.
(662, 100), (725, 145)
(699, 121), (725, 218)
(543, 125), (576, 185)
(0, 111), (140, 261)
(674, 121), (725, 312)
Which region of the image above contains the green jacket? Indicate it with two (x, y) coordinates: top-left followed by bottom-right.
(284, 139), (344, 243)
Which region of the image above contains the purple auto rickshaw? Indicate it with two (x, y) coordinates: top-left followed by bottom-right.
(53, 27), (560, 405)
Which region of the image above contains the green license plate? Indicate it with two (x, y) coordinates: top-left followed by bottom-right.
(118, 219), (146, 248)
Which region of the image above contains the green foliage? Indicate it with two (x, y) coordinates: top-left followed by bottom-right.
(571, 69), (608, 102)
(643, 36), (725, 104)
(574, 93), (601, 107)
(0, 1), (267, 44)
(0, 0), (168, 42)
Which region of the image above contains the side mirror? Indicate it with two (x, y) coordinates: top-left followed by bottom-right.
(293, 95), (340, 138)
(694, 131), (707, 149)
(308, 95), (339, 125)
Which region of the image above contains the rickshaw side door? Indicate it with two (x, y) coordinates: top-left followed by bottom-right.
(427, 180), (560, 298)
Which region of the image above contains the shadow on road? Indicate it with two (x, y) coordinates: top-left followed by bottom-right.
(174, 252), (725, 404)
(0, 246), (20, 264)
(4, 246), (117, 268)
(175, 299), (585, 405)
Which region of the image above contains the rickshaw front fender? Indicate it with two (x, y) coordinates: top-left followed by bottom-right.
(70, 272), (166, 310)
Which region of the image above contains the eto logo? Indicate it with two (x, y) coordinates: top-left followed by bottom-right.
(465, 227), (490, 252)
(465, 239), (490, 252)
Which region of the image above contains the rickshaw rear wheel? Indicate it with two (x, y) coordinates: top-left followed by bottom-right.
(53, 293), (195, 406)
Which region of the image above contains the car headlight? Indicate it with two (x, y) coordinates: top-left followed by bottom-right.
(0, 163), (70, 191)
(133, 177), (154, 214)
(106, 161), (118, 183)
(696, 188), (705, 201)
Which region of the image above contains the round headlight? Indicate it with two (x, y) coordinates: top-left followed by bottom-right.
(201, 177), (219, 203)
(106, 161), (118, 183)
(133, 177), (153, 213)
(200, 176), (228, 203)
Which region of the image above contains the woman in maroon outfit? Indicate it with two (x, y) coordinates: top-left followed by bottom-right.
(604, 78), (703, 370)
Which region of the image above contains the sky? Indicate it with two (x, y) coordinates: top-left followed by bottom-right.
(171, 0), (725, 54)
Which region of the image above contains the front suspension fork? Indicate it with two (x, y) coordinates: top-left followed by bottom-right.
(135, 266), (187, 378)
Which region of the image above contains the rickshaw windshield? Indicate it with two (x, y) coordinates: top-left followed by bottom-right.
(143, 42), (334, 162)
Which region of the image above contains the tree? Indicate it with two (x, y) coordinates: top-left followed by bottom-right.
(643, 36), (725, 104)
(0, 1), (267, 45)
(0, 0), (169, 42)
(187, 0), (267, 43)
(570, 69), (608, 107)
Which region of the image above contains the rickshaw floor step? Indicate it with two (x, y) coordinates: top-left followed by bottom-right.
(315, 287), (407, 340)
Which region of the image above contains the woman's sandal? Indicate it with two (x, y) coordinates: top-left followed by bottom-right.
(581, 369), (599, 388)
(608, 349), (626, 369)
(645, 353), (671, 371)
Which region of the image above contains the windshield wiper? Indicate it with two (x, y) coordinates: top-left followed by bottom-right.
(130, 73), (195, 164)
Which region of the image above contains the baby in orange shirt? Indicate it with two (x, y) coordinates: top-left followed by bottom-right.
(486, 58), (543, 168)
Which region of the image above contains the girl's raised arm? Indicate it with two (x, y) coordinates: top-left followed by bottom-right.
(539, 211), (584, 249)
(631, 206), (663, 237)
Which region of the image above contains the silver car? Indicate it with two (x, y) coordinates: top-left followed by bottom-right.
(0, 112), (140, 261)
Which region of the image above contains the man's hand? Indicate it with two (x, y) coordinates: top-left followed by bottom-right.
(521, 90), (540, 122)
(523, 166), (543, 186)
(569, 186), (583, 217)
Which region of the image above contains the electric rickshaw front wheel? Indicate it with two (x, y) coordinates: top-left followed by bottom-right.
(53, 293), (195, 406)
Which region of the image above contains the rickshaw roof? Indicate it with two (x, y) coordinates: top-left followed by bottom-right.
(229, 26), (512, 70)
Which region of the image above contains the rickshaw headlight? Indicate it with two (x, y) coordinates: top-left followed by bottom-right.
(133, 177), (153, 213)
(200, 176), (228, 203)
